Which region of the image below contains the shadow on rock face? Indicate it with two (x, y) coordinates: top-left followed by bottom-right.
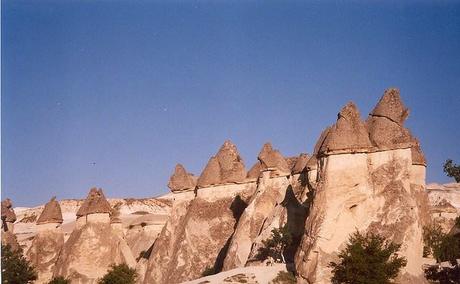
(213, 195), (249, 274)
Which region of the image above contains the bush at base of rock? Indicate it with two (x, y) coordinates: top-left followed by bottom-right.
(256, 225), (293, 263)
(329, 231), (407, 284)
(97, 263), (137, 284)
(271, 271), (297, 284)
(48, 276), (70, 284)
(1, 244), (37, 284)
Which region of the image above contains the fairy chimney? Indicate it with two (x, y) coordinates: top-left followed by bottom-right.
(197, 140), (246, 188)
(168, 164), (196, 192)
(76, 188), (112, 226)
(257, 143), (290, 177)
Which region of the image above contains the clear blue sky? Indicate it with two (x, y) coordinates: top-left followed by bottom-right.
(2, 1), (459, 207)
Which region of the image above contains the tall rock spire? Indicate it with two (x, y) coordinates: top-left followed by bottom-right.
(37, 197), (63, 225)
(1, 198), (16, 223)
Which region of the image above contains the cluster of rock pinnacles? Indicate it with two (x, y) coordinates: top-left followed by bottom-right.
(2, 88), (429, 284)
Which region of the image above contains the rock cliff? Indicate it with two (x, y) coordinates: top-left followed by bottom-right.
(295, 89), (428, 284)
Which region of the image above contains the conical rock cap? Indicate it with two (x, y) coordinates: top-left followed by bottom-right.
(76, 188), (112, 217)
(37, 197), (63, 225)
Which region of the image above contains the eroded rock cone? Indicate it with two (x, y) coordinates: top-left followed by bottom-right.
(320, 102), (372, 154)
(1, 198), (19, 251)
(197, 140), (246, 187)
(168, 164), (196, 192)
(76, 188), (112, 217)
(246, 161), (262, 180)
(36, 197), (63, 225)
(292, 153), (309, 174)
(216, 140), (246, 183)
(367, 88), (413, 149)
(371, 88), (409, 125)
(411, 137), (426, 166)
(197, 156), (221, 187)
(258, 143), (290, 176)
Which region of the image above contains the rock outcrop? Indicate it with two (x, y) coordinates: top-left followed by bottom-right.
(168, 164), (197, 192)
(197, 140), (247, 187)
(366, 88), (413, 150)
(27, 197), (65, 284)
(223, 144), (308, 270)
(295, 89), (428, 284)
(258, 143), (291, 177)
(144, 142), (256, 283)
(1, 198), (20, 251)
(54, 188), (136, 283)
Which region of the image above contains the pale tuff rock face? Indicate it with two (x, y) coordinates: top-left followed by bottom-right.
(27, 227), (64, 284)
(426, 183), (460, 232)
(36, 197), (63, 225)
(223, 171), (309, 271)
(143, 190), (195, 284)
(258, 143), (290, 176)
(292, 153), (309, 174)
(76, 188), (112, 217)
(54, 222), (136, 283)
(197, 141), (247, 188)
(168, 164), (197, 192)
(367, 88), (413, 150)
(295, 149), (427, 284)
(295, 91), (427, 284)
(223, 173), (292, 270)
(144, 183), (256, 284)
(319, 102), (372, 155)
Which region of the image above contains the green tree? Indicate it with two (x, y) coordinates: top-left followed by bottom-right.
(329, 231), (407, 284)
(1, 244), (37, 284)
(423, 223), (460, 263)
(48, 276), (70, 284)
(98, 263), (137, 284)
(443, 159), (460, 183)
(256, 225), (293, 263)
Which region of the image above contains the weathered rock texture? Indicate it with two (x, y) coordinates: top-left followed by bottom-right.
(258, 143), (290, 177)
(36, 197), (63, 225)
(144, 182), (256, 283)
(366, 88), (413, 150)
(292, 153), (309, 174)
(27, 197), (65, 284)
(1, 198), (20, 251)
(54, 188), (136, 283)
(168, 164), (197, 192)
(76, 188), (112, 218)
(197, 141), (247, 188)
(295, 89), (428, 284)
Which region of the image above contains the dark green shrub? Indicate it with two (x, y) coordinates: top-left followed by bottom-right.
(201, 266), (215, 277)
(329, 231), (407, 284)
(424, 264), (460, 284)
(272, 271), (297, 283)
(423, 223), (446, 260)
(444, 159), (460, 183)
(48, 276), (70, 284)
(256, 225), (293, 263)
(1, 244), (37, 284)
(423, 223), (460, 263)
(98, 263), (137, 284)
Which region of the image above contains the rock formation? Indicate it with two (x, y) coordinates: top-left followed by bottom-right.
(258, 143), (291, 177)
(295, 89), (428, 284)
(366, 88), (413, 150)
(168, 164), (197, 192)
(144, 142), (256, 283)
(27, 197), (65, 284)
(292, 153), (309, 174)
(197, 140), (247, 187)
(222, 143), (306, 270)
(1, 198), (20, 251)
(54, 188), (136, 283)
